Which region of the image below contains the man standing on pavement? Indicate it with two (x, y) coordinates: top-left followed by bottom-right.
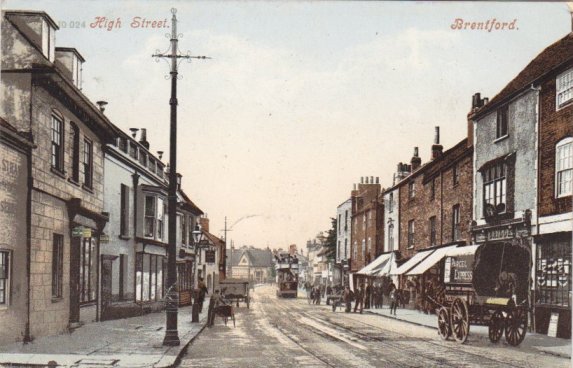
(343, 285), (353, 313)
(354, 284), (365, 314)
(198, 277), (208, 313)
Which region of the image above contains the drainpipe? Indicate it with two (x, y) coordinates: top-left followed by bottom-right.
(531, 83), (542, 333)
(24, 143), (33, 343)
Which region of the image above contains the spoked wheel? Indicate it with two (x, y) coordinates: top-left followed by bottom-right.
(450, 298), (470, 344)
(505, 307), (527, 346)
(437, 307), (452, 340)
(488, 310), (504, 343)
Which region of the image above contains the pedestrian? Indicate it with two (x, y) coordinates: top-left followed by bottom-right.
(354, 284), (365, 314)
(315, 286), (321, 305)
(197, 277), (208, 313)
(389, 282), (399, 315)
(207, 288), (227, 327)
(343, 285), (353, 313)
(365, 284), (372, 309)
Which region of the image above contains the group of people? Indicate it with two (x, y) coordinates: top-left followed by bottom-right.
(333, 281), (401, 316)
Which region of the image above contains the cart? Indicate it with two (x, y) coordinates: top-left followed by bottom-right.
(214, 304), (235, 327)
(219, 279), (250, 308)
(434, 242), (530, 346)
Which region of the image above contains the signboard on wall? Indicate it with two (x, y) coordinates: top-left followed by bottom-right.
(205, 250), (216, 263)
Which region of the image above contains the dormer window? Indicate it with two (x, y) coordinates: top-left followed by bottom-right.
(41, 19), (55, 62)
(71, 53), (82, 89)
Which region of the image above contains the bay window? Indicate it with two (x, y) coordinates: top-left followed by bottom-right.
(144, 195), (166, 241)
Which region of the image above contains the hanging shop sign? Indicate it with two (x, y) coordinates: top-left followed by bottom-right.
(100, 234), (109, 243)
(72, 226), (84, 237)
(205, 250), (216, 263)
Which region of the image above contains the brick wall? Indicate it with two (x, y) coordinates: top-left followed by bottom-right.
(398, 141), (473, 260)
(538, 70), (573, 216)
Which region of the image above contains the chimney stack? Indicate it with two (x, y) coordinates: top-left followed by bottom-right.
(200, 216), (210, 233)
(411, 147), (421, 171)
(139, 128), (150, 149)
(431, 126), (443, 160)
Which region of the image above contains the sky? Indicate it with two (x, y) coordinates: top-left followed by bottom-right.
(3, 0), (571, 250)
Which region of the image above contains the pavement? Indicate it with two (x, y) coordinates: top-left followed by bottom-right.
(0, 305), (207, 367)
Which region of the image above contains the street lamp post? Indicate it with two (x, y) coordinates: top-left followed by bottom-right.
(152, 8), (209, 346)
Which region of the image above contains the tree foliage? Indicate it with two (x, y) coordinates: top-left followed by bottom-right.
(324, 217), (337, 260)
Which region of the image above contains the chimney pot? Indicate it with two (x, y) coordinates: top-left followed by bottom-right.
(370, 176), (374, 184)
(129, 128), (139, 139)
(376, 177), (379, 184)
(434, 126), (440, 145)
(157, 151), (164, 160)
(361, 177), (364, 184)
(96, 100), (108, 113)
(414, 147), (419, 157)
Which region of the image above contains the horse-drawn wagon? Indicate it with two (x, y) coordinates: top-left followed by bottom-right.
(219, 279), (250, 309)
(434, 242), (530, 346)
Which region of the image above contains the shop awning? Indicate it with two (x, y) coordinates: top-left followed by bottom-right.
(445, 244), (480, 258)
(406, 244), (468, 276)
(373, 252), (398, 277)
(392, 249), (435, 275)
(356, 252), (393, 276)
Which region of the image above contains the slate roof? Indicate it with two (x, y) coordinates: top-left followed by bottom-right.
(229, 247), (273, 267)
(472, 32), (573, 120)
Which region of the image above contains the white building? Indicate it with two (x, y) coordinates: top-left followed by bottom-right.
(336, 199), (352, 285)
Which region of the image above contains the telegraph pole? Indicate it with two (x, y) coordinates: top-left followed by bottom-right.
(152, 8), (209, 347)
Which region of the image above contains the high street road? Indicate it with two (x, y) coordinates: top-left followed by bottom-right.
(179, 285), (569, 368)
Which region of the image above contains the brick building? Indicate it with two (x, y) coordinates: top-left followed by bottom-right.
(385, 127), (473, 310)
(1, 10), (118, 337)
(534, 33), (573, 339)
(349, 177), (383, 288)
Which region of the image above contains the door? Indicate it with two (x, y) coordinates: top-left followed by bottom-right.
(101, 256), (114, 317)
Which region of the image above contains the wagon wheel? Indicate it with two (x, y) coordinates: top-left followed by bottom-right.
(450, 298), (470, 344)
(488, 310), (504, 343)
(505, 307), (527, 346)
(437, 307), (451, 340)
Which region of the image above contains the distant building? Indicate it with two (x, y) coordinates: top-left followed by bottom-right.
(335, 199), (352, 286)
(228, 246), (273, 283)
(349, 177), (383, 288)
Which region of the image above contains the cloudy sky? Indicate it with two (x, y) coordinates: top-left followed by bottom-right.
(5, 1), (571, 250)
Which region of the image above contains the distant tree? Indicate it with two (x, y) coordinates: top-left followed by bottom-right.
(324, 217), (337, 261)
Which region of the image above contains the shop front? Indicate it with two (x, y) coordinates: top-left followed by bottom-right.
(534, 232), (571, 339)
